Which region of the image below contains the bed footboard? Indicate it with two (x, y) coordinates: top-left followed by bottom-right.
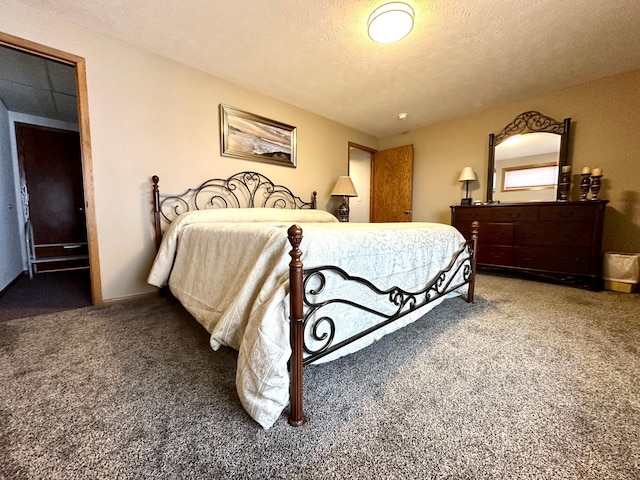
(286, 221), (478, 427)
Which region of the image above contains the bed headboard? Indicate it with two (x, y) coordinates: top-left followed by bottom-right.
(152, 171), (317, 248)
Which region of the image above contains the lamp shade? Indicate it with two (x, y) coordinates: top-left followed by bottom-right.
(458, 167), (477, 182)
(367, 2), (415, 44)
(330, 176), (358, 197)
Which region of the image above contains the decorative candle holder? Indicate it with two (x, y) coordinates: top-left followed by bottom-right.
(580, 173), (591, 201)
(590, 175), (603, 200)
(558, 171), (571, 201)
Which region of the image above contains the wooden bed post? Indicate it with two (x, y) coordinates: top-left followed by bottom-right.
(466, 220), (479, 303)
(152, 175), (162, 250)
(287, 225), (307, 427)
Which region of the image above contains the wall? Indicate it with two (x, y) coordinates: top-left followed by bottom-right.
(380, 69), (640, 254)
(1, 0), (378, 300)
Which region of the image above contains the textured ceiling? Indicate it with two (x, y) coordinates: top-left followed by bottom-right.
(8, 0), (640, 137)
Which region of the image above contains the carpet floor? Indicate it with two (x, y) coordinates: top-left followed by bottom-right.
(1, 274), (638, 479)
(0, 270), (92, 322)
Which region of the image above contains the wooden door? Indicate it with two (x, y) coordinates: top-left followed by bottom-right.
(0, 128), (24, 291)
(370, 144), (414, 222)
(16, 123), (88, 272)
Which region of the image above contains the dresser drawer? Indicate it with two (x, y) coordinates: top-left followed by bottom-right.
(479, 223), (514, 245)
(538, 205), (595, 222)
(513, 246), (591, 274)
(515, 222), (592, 247)
(454, 221), (512, 244)
(452, 221), (476, 241)
(477, 244), (513, 266)
(454, 206), (538, 222)
(488, 206), (538, 222)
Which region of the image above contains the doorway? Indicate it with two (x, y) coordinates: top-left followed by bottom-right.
(348, 143), (374, 222)
(348, 142), (415, 223)
(17, 123), (89, 275)
(0, 32), (101, 307)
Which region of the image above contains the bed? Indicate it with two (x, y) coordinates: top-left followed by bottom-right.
(148, 171), (477, 429)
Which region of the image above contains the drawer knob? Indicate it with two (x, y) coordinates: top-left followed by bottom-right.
(561, 257), (580, 265)
(557, 211), (575, 218)
(564, 232), (582, 240)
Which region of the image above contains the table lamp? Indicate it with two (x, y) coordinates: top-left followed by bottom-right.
(458, 167), (477, 205)
(330, 176), (358, 222)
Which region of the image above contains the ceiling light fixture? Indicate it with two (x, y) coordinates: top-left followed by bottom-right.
(367, 2), (415, 44)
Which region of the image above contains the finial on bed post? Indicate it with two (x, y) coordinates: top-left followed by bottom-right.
(311, 191), (317, 210)
(152, 175), (162, 250)
(467, 220), (479, 303)
(287, 224), (307, 427)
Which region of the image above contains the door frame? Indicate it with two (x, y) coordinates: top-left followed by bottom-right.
(0, 32), (102, 305)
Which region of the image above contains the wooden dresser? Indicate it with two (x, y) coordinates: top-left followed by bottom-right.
(450, 201), (608, 290)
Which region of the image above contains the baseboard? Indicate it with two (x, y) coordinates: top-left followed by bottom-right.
(101, 290), (160, 306)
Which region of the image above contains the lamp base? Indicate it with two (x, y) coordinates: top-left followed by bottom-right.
(338, 197), (350, 222)
(461, 198), (472, 205)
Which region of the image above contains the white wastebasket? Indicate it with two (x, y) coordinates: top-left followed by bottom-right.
(603, 252), (640, 293)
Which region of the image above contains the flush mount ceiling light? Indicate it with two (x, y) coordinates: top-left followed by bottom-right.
(367, 2), (415, 44)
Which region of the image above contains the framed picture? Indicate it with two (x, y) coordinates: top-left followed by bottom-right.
(220, 104), (296, 168)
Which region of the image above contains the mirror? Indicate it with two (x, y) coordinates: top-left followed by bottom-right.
(487, 111), (571, 203)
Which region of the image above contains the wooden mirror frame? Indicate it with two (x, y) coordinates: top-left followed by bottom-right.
(487, 111), (571, 203)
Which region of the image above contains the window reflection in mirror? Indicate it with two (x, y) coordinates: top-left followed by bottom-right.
(493, 132), (561, 202)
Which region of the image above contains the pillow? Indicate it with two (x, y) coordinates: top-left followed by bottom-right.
(173, 207), (338, 225)
(150, 208), (338, 286)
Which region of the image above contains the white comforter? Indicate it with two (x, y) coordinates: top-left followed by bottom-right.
(148, 209), (468, 429)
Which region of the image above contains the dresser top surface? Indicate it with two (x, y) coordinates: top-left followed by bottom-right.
(451, 200), (608, 210)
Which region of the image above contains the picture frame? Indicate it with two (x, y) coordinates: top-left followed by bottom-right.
(219, 104), (297, 168)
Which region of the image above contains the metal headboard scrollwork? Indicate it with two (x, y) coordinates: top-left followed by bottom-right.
(152, 171), (317, 249)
